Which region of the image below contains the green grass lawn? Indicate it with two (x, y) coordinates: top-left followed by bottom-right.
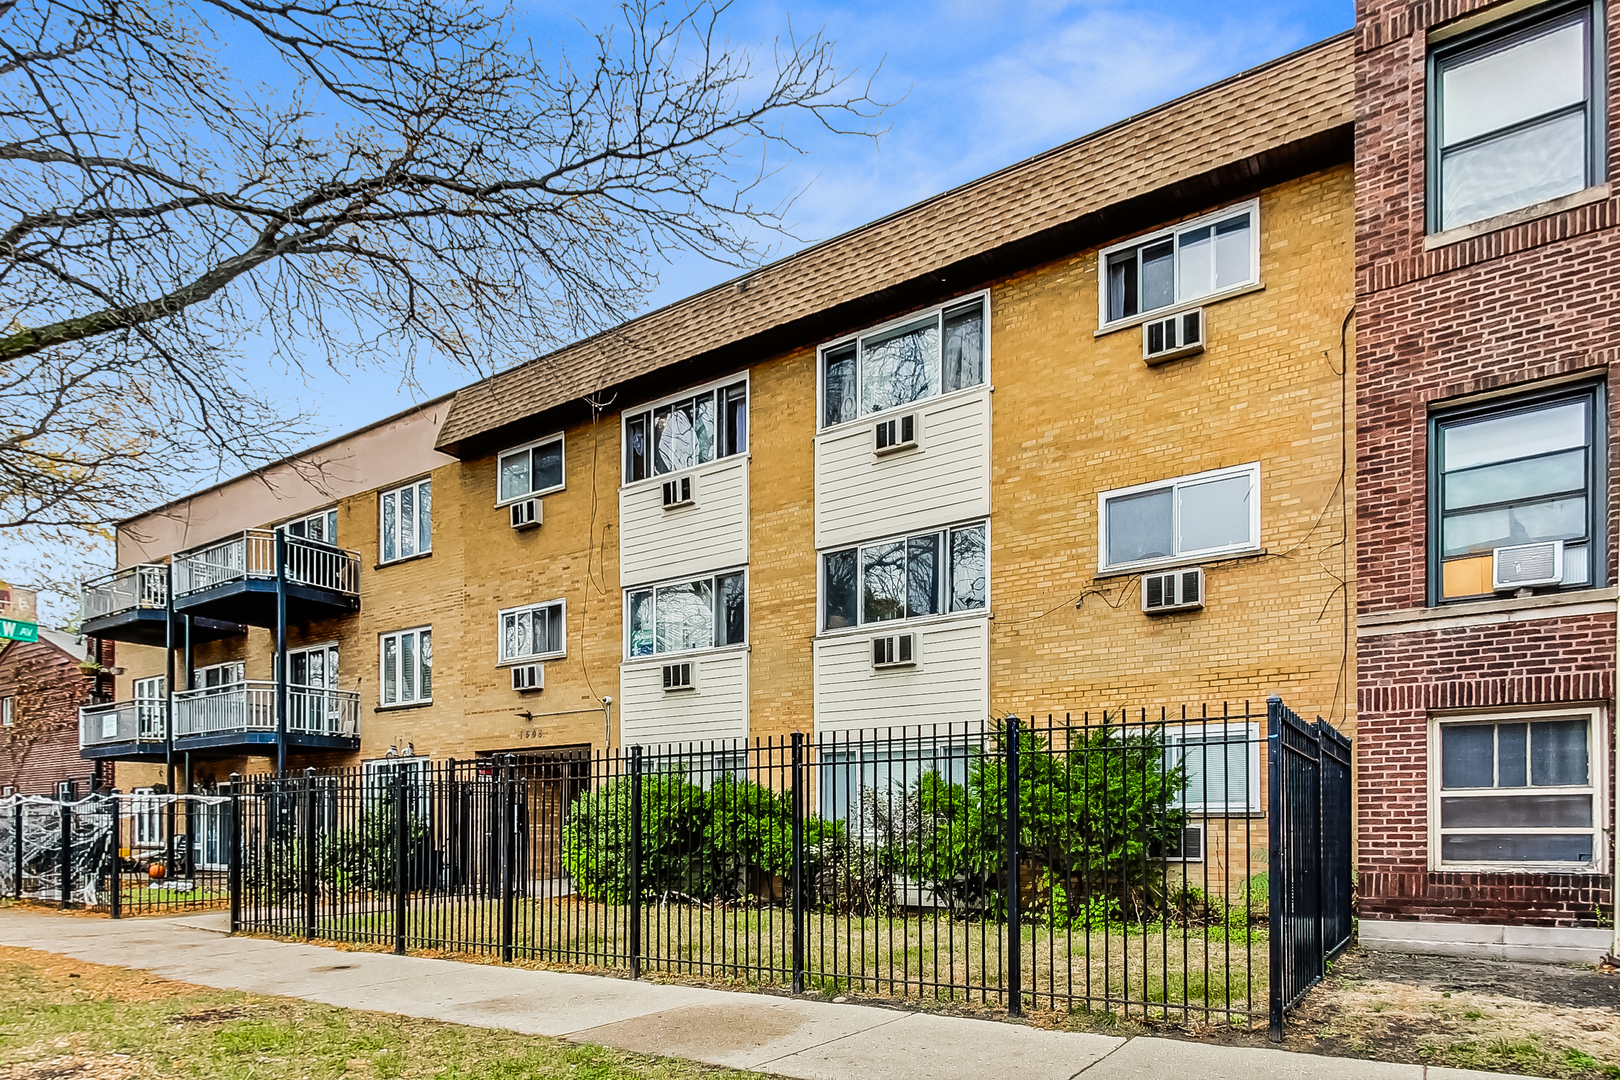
(0, 945), (775, 1080)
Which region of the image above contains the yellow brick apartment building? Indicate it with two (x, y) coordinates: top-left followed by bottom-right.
(78, 37), (1356, 817)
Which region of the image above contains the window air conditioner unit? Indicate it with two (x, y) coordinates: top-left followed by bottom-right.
(1143, 309), (1205, 365)
(510, 498), (541, 530)
(661, 476), (694, 509)
(1492, 540), (1564, 590)
(871, 632), (917, 669)
(1158, 823), (1204, 862)
(874, 414), (918, 455)
(511, 664), (543, 692)
(662, 661), (695, 691)
(1142, 568), (1204, 613)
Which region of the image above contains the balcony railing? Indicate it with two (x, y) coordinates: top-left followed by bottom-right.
(79, 699), (166, 748)
(80, 564), (168, 622)
(172, 530), (360, 599)
(171, 681), (361, 740)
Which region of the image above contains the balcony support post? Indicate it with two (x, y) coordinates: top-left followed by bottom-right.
(274, 531), (289, 777)
(182, 614), (193, 692)
(163, 574), (176, 878)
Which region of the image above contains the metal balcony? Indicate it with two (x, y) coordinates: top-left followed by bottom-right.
(79, 564), (243, 646)
(171, 531), (361, 627)
(79, 699), (168, 761)
(170, 681), (361, 752)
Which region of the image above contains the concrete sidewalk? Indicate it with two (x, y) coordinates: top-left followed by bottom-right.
(0, 909), (1527, 1080)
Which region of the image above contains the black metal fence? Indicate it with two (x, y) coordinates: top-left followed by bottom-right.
(227, 701), (1354, 1030)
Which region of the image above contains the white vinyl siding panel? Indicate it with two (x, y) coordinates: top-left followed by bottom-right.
(619, 456), (749, 587)
(814, 389), (990, 550)
(619, 650), (749, 746)
(813, 618), (988, 735)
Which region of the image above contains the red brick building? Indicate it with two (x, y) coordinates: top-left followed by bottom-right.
(0, 629), (112, 797)
(1355, 0), (1618, 960)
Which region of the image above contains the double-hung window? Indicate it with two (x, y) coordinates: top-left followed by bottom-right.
(1098, 463), (1260, 573)
(1166, 725), (1261, 813)
(626, 571), (746, 657)
(498, 435), (565, 504)
(624, 381), (747, 483)
(1429, 2), (1603, 233)
(379, 627), (432, 706)
(363, 756), (432, 816)
(822, 522), (987, 631)
(379, 478), (431, 563)
(820, 296), (987, 428)
(499, 600), (565, 663)
(1433, 711), (1601, 869)
(1099, 202), (1258, 327)
(1432, 386), (1602, 601)
(282, 508), (337, 545)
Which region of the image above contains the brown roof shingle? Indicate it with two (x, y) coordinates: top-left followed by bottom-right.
(437, 33), (1353, 455)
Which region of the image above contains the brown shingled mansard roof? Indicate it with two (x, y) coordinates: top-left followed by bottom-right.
(435, 32), (1353, 459)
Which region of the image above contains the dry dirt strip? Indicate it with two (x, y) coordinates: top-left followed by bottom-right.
(0, 910), (1538, 1080)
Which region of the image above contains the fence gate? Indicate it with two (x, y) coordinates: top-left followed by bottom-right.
(1266, 696), (1354, 1038)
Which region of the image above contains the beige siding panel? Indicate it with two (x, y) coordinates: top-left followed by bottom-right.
(619, 457), (749, 587)
(812, 618), (988, 736)
(814, 390), (991, 550)
(619, 650), (749, 747)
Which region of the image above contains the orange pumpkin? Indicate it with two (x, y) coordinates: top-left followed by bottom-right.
(148, 863), (166, 880)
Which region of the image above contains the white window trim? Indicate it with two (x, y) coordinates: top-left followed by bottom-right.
(495, 433), (566, 507)
(1427, 707), (1607, 874)
(816, 291), (992, 433)
(287, 642), (339, 687)
(279, 506), (339, 543)
(621, 371), (751, 489)
(816, 519), (991, 637)
(378, 626), (433, 707)
(194, 660), (246, 688)
(1164, 722), (1262, 815)
(378, 477), (433, 565)
(497, 598), (567, 665)
(1095, 199), (1262, 333)
(1096, 462), (1262, 575)
(1, 696), (11, 727)
(622, 567), (749, 662)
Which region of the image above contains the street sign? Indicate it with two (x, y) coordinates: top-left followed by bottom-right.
(0, 618), (38, 643)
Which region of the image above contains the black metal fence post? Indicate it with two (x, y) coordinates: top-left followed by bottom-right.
(1267, 695), (1285, 1042)
(393, 768), (407, 956)
(106, 800), (120, 919)
(790, 732), (805, 995)
(628, 745), (642, 979)
(228, 774), (241, 933)
(1005, 715), (1021, 1017)
(12, 800), (22, 901)
(59, 800), (71, 909)
(303, 767), (317, 941)
(501, 754), (516, 963)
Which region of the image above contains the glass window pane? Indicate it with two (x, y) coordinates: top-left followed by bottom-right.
(1141, 240), (1174, 311)
(1443, 401), (1586, 470)
(499, 451), (530, 501)
(1441, 724), (1495, 788)
(1107, 252), (1138, 321)
(824, 345), (857, 427)
(628, 590), (653, 656)
(943, 302), (985, 392)
(532, 441), (563, 492)
(1440, 496), (1586, 557)
(1179, 473), (1252, 552)
(724, 385), (747, 456)
(907, 533), (941, 617)
(419, 630), (432, 699)
(626, 414), (649, 482)
(417, 481), (431, 554)
(549, 605), (565, 654)
(399, 486), (416, 558)
(824, 550), (858, 629)
(401, 633), (415, 701)
(1440, 110), (1588, 231)
(1214, 215), (1252, 290)
(1532, 719), (1588, 786)
(502, 613), (517, 661)
(1440, 833), (1594, 863)
(693, 392), (716, 465)
(325, 509), (338, 543)
(1441, 19), (1586, 146)
(950, 525), (987, 611)
(1444, 448), (1584, 510)
(382, 493), (397, 562)
(515, 610), (533, 659)
(1441, 793), (1592, 828)
(861, 319), (939, 415)
(652, 404), (676, 474)
(1177, 226), (1213, 298)
(656, 580), (714, 653)
(719, 573), (746, 645)
(1498, 723), (1527, 787)
(1106, 488), (1173, 565)
(383, 636), (398, 704)
(861, 541), (906, 623)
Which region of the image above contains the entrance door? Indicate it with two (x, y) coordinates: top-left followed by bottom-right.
(288, 644), (339, 734)
(195, 801), (227, 870)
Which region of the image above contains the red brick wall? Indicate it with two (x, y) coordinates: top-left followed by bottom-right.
(0, 638), (109, 796)
(1355, 0), (1620, 924)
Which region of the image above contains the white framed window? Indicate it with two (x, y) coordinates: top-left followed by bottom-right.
(379, 478), (432, 563)
(193, 661), (244, 691)
(289, 643), (338, 688)
(1098, 462), (1260, 573)
(497, 435), (565, 505)
(625, 570), (746, 659)
(281, 507), (338, 545)
(379, 627), (432, 706)
(818, 740), (975, 828)
(819, 294), (987, 429)
(1, 696), (12, 727)
(1098, 200), (1259, 328)
(499, 600), (566, 664)
(1430, 708), (1604, 872)
(822, 521), (987, 632)
(363, 756), (432, 814)
(129, 787), (162, 848)
(134, 675), (166, 737)
(1165, 723), (1262, 814)
(624, 378), (747, 483)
